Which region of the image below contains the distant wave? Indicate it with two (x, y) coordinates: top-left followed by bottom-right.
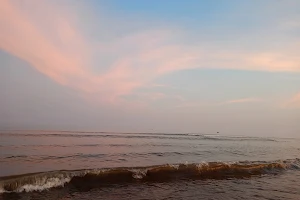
(0, 143), (177, 148)
(1, 158), (299, 193)
(1, 151), (203, 162)
(0, 132), (279, 142)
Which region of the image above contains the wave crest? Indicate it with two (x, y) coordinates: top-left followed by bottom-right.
(0, 158), (299, 193)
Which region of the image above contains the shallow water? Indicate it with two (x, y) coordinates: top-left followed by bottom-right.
(0, 130), (299, 199)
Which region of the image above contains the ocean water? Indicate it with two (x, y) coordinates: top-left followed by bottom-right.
(0, 130), (299, 200)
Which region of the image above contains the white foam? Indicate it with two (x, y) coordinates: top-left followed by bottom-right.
(16, 177), (71, 192)
(168, 164), (179, 170)
(130, 169), (147, 179)
(197, 161), (209, 168)
(223, 161), (238, 166)
(85, 169), (107, 175)
(0, 187), (6, 193)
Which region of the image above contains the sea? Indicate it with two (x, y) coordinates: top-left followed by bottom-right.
(0, 130), (299, 200)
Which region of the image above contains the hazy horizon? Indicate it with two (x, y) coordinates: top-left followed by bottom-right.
(1, 0), (299, 138)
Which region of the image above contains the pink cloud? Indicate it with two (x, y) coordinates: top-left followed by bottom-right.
(1, 0), (299, 105)
(174, 102), (206, 108)
(174, 98), (262, 108)
(143, 93), (166, 101)
(285, 93), (300, 108)
(221, 98), (262, 105)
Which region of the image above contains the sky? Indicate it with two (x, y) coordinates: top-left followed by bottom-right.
(1, 0), (299, 137)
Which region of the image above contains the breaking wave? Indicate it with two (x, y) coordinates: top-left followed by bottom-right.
(0, 158), (299, 193)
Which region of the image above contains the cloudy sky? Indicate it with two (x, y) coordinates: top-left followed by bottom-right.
(1, 0), (299, 137)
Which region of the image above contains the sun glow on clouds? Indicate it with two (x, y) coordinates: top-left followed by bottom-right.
(222, 98), (262, 105)
(285, 93), (300, 108)
(1, 0), (299, 106)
